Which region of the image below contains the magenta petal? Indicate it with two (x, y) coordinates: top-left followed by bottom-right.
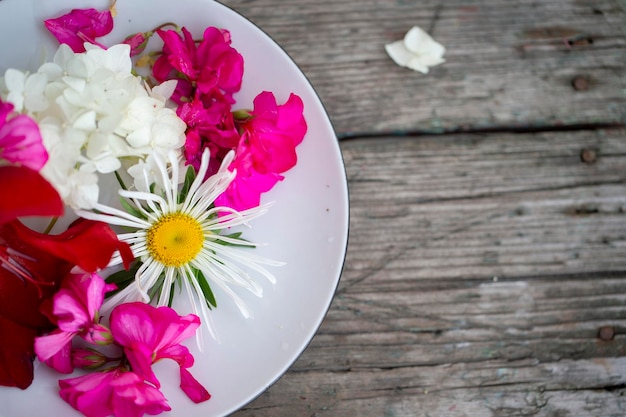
(60, 370), (170, 417)
(34, 329), (74, 362)
(215, 169), (281, 211)
(65, 273), (111, 322)
(110, 303), (200, 351)
(110, 372), (171, 416)
(196, 27), (243, 95)
(0, 100), (12, 123)
(157, 344), (194, 368)
(51, 291), (91, 333)
(179, 367), (211, 403)
(244, 92), (307, 174)
(44, 340), (73, 374)
(50, 273), (111, 334)
(157, 27), (197, 78)
(59, 371), (115, 417)
(0, 112), (48, 171)
(109, 303), (157, 347)
(44, 8), (113, 52)
(110, 302), (203, 396)
(123, 342), (160, 388)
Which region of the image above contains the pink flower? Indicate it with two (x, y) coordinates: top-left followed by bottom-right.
(177, 96), (239, 174)
(154, 26), (243, 104)
(240, 92), (307, 174)
(35, 273), (116, 372)
(59, 369), (171, 417)
(195, 27), (244, 98)
(44, 8), (113, 52)
(0, 98), (48, 171)
(109, 302), (211, 403)
(0, 219), (131, 388)
(214, 138), (282, 211)
(216, 92), (307, 210)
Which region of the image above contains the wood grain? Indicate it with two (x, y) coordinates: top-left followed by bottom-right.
(220, 0), (626, 134)
(232, 130), (626, 416)
(216, 0), (626, 415)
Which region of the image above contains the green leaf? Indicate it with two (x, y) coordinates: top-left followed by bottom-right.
(217, 232), (256, 248)
(193, 268), (217, 309)
(178, 166), (197, 204)
(148, 275), (164, 301)
(105, 262), (141, 296)
(114, 170), (128, 191)
(119, 196), (147, 220)
(168, 282), (176, 308)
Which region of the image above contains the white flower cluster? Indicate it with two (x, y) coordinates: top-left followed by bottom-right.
(0, 43), (186, 210)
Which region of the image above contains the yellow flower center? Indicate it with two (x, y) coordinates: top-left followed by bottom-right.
(146, 213), (204, 267)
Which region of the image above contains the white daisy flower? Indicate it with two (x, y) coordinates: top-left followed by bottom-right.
(76, 148), (282, 344)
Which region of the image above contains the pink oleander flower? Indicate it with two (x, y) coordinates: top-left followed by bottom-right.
(59, 369), (171, 417)
(44, 8), (113, 52)
(216, 91), (307, 210)
(0, 98), (48, 171)
(34, 273), (116, 373)
(154, 26), (243, 104)
(109, 302), (211, 404)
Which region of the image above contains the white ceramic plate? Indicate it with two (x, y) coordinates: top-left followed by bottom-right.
(0, 0), (349, 416)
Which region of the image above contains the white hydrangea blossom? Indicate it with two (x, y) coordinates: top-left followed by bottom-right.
(0, 43), (186, 210)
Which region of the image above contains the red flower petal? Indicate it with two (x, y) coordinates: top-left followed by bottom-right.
(0, 314), (37, 389)
(12, 219), (134, 273)
(0, 166), (64, 225)
(0, 221), (70, 329)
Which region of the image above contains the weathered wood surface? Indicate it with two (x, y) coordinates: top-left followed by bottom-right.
(221, 0), (626, 134)
(219, 0), (626, 416)
(232, 130), (626, 416)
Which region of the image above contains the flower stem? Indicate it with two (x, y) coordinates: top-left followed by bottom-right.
(114, 170), (128, 191)
(43, 217), (59, 235)
(154, 22), (180, 32)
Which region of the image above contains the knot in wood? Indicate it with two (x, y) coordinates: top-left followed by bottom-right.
(597, 326), (615, 341)
(579, 148), (597, 164)
(571, 76), (590, 91)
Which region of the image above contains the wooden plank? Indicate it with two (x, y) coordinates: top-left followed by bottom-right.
(220, 0), (626, 134)
(235, 272), (626, 416)
(340, 129), (626, 287)
(234, 129), (626, 416)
